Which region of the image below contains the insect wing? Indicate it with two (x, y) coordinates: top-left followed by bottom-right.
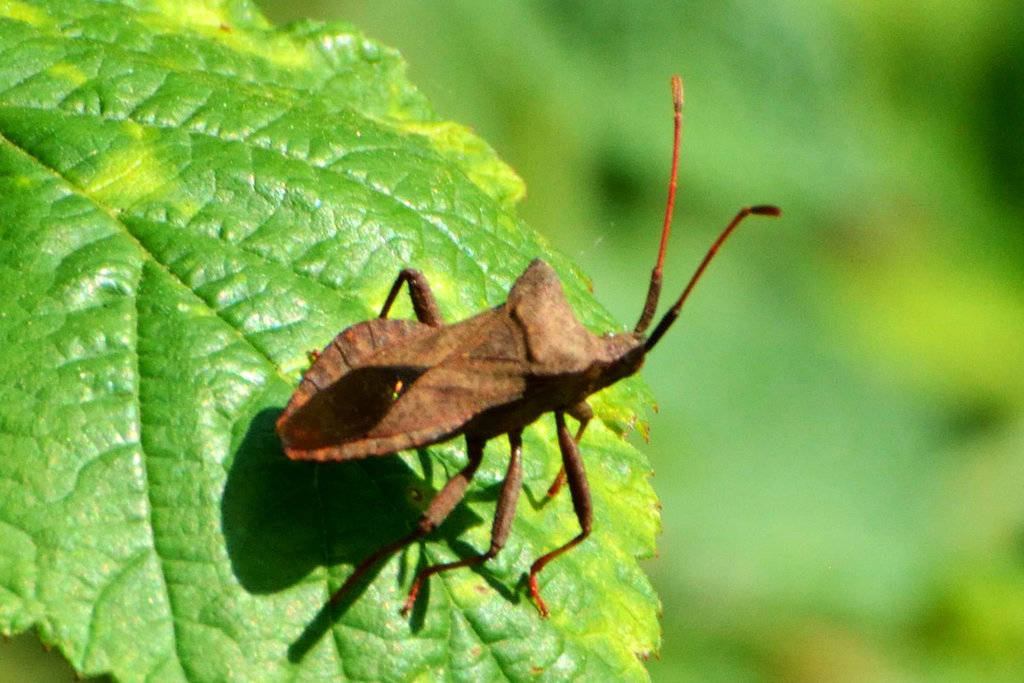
(340, 357), (530, 454)
(277, 318), (433, 459)
(279, 306), (535, 460)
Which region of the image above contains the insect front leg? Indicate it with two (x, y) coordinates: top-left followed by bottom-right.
(545, 400), (592, 497)
(401, 430), (525, 616)
(379, 268), (444, 326)
(329, 436), (485, 609)
(530, 409), (593, 617)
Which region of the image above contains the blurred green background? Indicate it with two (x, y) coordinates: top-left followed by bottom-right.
(6, 0), (1023, 680)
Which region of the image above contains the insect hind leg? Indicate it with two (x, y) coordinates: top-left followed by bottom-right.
(402, 431), (524, 615)
(545, 401), (592, 498)
(329, 435), (485, 609)
(530, 409), (593, 617)
(379, 268), (444, 326)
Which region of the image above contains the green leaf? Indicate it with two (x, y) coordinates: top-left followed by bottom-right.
(0, 0), (660, 680)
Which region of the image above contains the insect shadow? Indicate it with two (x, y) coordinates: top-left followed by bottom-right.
(221, 407), (515, 661)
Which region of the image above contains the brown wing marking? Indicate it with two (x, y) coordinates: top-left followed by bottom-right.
(284, 358), (527, 461)
(277, 318), (432, 452)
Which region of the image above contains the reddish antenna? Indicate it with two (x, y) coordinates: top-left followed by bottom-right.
(634, 75), (684, 335)
(644, 204), (781, 351)
(634, 75), (780, 346)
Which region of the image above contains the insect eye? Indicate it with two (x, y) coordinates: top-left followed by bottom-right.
(391, 379), (405, 401)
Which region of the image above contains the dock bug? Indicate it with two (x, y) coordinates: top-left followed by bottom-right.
(276, 75), (780, 617)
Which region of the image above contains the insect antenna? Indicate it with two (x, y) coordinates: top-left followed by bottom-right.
(634, 75), (684, 336)
(643, 204), (781, 351)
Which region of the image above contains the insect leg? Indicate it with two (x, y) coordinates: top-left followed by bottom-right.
(379, 268), (444, 326)
(530, 409), (593, 617)
(401, 430), (525, 615)
(329, 436), (485, 607)
(545, 401), (592, 497)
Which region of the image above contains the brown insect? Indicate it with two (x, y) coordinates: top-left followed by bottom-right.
(276, 76), (780, 617)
